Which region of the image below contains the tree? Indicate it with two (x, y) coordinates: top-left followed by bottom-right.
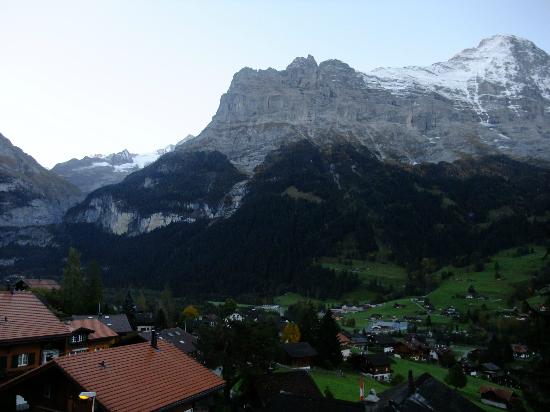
(445, 363), (467, 389)
(123, 290), (137, 326)
(182, 305), (199, 320)
(136, 290), (148, 312)
(467, 284), (477, 295)
(85, 260), (103, 314)
(160, 285), (176, 327)
(61, 248), (84, 314)
(220, 298), (237, 318)
(281, 323), (301, 343)
(316, 311), (342, 367)
(426, 315), (432, 327)
(156, 308), (168, 330)
(197, 320), (280, 401)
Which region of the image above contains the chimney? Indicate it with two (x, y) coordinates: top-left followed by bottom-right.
(151, 330), (158, 349)
(408, 370), (415, 394)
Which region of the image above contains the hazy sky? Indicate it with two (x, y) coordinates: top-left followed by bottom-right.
(1, 0), (549, 168)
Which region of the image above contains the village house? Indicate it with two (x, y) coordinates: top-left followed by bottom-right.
(282, 342), (317, 369)
(3, 275), (60, 292)
(510, 344), (530, 360)
(0, 291), (71, 382)
(134, 311), (155, 332)
(0, 338), (225, 412)
(368, 320), (408, 334)
(138, 327), (197, 355)
(368, 371), (483, 411)
(67, 319), (119, 354)
(72, 314), (133, 336)
(248, 370), (323, 409)
(480, 386), (521, 410)
(363, 354), (393, 381)
(393, 337), (429, 361)
(369, 334), (395, 353)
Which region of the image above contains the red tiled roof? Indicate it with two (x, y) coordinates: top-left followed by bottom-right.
(0, 291), (71, 343)
(480, 386), (516, 402)
(54, 341), (224, 411)
(68, 319), (118, 341)
(24, 278), (61, 290)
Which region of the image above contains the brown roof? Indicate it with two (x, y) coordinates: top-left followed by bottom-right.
(68, 319), (119, 341)
(24, 278), (61, 290)
(54, 341), (224, 411)
(0, 291), (71, 343)
(480, 386), (516, 402)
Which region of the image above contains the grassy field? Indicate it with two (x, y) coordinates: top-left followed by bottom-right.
(391, 357), (529, 411)
(308, 367), (389, 401)
(427, 246), (546, 314)
(307, 357), (525, 412)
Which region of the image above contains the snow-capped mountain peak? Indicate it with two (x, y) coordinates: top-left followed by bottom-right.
(364, 34), (550, 123)
(52, 142), (182, 193)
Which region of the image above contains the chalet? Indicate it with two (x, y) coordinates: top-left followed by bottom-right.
(480, 386), (521, 410)
(393, 338), (429, 360)
(282, 342), (317, 369)
(481, 362), (502, 378)
(510, 344), (530, 360)
(337, 332), (351, 348)
(134, 311), (155, 332)
(2, 276), (60, 292)
(138, 327), (197, 355)
(369, 371), (483, 412)
(363, 354), (392, 381)
(67, 319), (119, 353)
(368, 320), (408, 334)
(370, 334), (395, 353)
(72, 314), (133, 336)
(0, 339), (225, 412)
(249, 370), (322, 409)
(0, 291), (70, 382)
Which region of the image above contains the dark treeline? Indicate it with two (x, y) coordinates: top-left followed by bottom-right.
(5, 141), (550, 299)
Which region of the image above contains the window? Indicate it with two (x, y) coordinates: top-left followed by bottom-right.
(17, 353), (29, 367)
(71, 334), (84, 344)
(43, 383), (52, 399)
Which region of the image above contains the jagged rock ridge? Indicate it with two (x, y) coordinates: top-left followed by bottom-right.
(180, 35), (550, 171)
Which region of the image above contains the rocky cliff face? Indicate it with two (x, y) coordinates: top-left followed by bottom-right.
(180, 35), (550, 171)
(52, 136), (194, 193)
(64, 150), (246, 236)
(0, 133), (80, 228)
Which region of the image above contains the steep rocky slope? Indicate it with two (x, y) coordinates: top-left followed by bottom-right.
(0, 133), (80, 227)
(181, 35), (550, 171)
(64, 150), (246, 236)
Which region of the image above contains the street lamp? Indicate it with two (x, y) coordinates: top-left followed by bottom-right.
(79, 391), (96, 411)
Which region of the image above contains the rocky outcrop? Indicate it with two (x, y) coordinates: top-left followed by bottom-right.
(0, 133), (80, 228)
(52, 136), (194, 193)
(180, 35), (550, 172)
(65, 150), (246, 235)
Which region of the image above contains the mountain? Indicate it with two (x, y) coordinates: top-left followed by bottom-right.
(28, 141), (549, 298)
(52, 136), (194, 193)
(64, 150), (246, 236)
(0, 133), (80, 228)
(180, 35), (550, 171)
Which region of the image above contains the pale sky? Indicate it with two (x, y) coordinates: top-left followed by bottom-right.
(1, 0), (549, 168)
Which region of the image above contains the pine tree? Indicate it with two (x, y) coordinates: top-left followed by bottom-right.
(317, 311), (342, 367)
(85, 260), (103, 314)
(445, 363), (467, 389)
(123, 290), (137, 326)
(62, 248), (84, 314)
(156, 308), (168, 330)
